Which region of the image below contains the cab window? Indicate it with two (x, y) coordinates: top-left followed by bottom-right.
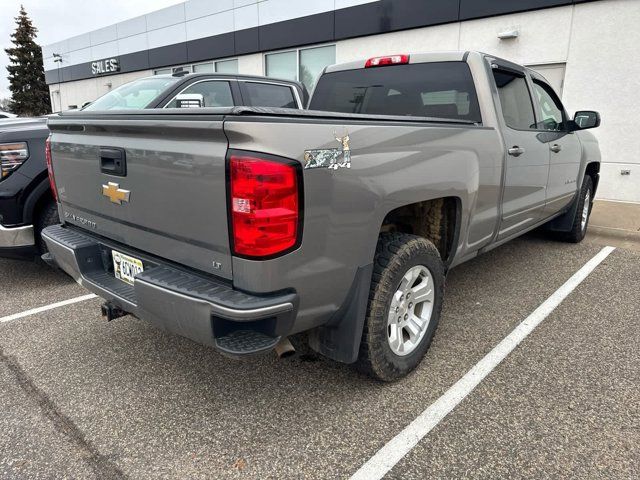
(241, 82), (298, 108)
(492, 70), (536, 130)
(164, 81), (234, 108)
(310, 62), (481, 122)
(532, 80), (566, 131)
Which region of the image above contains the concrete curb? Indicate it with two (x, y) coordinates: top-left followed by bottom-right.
(589, 225), (640, 241)
(586, 225), (640, 252)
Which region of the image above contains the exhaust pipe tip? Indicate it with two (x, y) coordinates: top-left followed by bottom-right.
(274, 337), (296, 359)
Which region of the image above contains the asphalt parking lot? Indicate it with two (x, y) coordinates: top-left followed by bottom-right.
(1, 233), (638, 479)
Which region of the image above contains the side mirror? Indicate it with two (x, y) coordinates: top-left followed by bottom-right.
(572, 110), (600, 130)
(175, 93), (204, 108)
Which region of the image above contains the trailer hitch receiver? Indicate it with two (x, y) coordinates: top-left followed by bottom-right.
(101, 302), (126, 322)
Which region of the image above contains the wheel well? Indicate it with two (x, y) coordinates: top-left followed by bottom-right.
(21, 174), (54, 225)
(380, 197), (460, 264)
(585, 162), (600, 195)
(32, 189), (54, 224)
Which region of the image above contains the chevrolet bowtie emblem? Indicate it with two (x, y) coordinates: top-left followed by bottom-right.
(102, 182), (131, 205)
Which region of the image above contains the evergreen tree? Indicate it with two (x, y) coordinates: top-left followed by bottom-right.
(5, 5), (51, 116)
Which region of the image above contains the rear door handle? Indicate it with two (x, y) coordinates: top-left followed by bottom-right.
(508, 146), (525, 157)
(550, 144), (562, 153)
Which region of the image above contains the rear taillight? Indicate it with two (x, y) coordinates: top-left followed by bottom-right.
(365, 54), (410, 68)
(0, 141), (29, 179)
(45, 136), (58, 202)
(229, 153), (300, 258)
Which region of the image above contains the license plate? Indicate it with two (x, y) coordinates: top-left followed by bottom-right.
(112, 250), (144, 286)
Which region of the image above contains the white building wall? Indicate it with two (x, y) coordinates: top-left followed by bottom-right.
(336, 23), (460, 62)
(562, 0), (640, 203)
(458, 6), (574, 66)
(336, 6), (575, 66)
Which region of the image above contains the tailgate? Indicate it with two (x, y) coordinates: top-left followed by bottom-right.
(48, 114), (232, 279)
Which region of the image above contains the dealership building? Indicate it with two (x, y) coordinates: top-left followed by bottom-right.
(43, 0), (638, 202)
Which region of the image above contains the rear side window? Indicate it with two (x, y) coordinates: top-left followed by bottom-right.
(492, 70), (536, 130)
(164, 81), (233, 108)
(241, 82), (298, 108)
(309, 62), (481, 122)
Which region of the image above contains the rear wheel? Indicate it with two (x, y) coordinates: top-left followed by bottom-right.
(563, 175), (593, 243)
(357, 233), (444, 381)
(35, 200), (59, 253)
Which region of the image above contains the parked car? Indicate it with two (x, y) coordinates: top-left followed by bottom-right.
(0, 117), (58, 259)
(0, 110), (18, 119)
(42, 51), (600, 381)
(81, 73), (307, 111)
(0, 73), (307, 261)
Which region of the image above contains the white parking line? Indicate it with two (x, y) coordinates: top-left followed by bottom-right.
(0, 294), (98, 324)
(350, 245), (616, 480)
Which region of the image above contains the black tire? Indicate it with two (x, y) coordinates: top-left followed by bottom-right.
(563, 175), (593, 243)
(35, 200), (60, 253)
(357, 233), (445, 382)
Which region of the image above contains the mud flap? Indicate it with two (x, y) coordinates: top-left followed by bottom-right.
(308, 263), (373, 364)
(544, 191), (581, 233)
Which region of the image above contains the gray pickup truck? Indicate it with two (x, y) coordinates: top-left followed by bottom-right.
(43, 51), (601, 381)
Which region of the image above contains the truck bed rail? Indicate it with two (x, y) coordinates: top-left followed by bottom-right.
(51, 106), (479, 126)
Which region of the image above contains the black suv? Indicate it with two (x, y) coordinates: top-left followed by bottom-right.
(0, 73), (307, 260)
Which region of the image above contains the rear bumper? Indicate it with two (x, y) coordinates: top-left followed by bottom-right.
(42, 224), (298, 355)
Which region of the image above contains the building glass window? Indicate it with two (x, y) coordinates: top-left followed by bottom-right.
(265, 45), (336, 92)
(265, 50), (297, 81)
(172, 65), (192, 74)
(193, 62), (214, 73)
(215, 59), (238, 74)
(156, 59), (240, 76)
(299, 45), (335, 91)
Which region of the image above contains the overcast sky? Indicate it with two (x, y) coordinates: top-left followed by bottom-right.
(0, 0), (184, 99)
